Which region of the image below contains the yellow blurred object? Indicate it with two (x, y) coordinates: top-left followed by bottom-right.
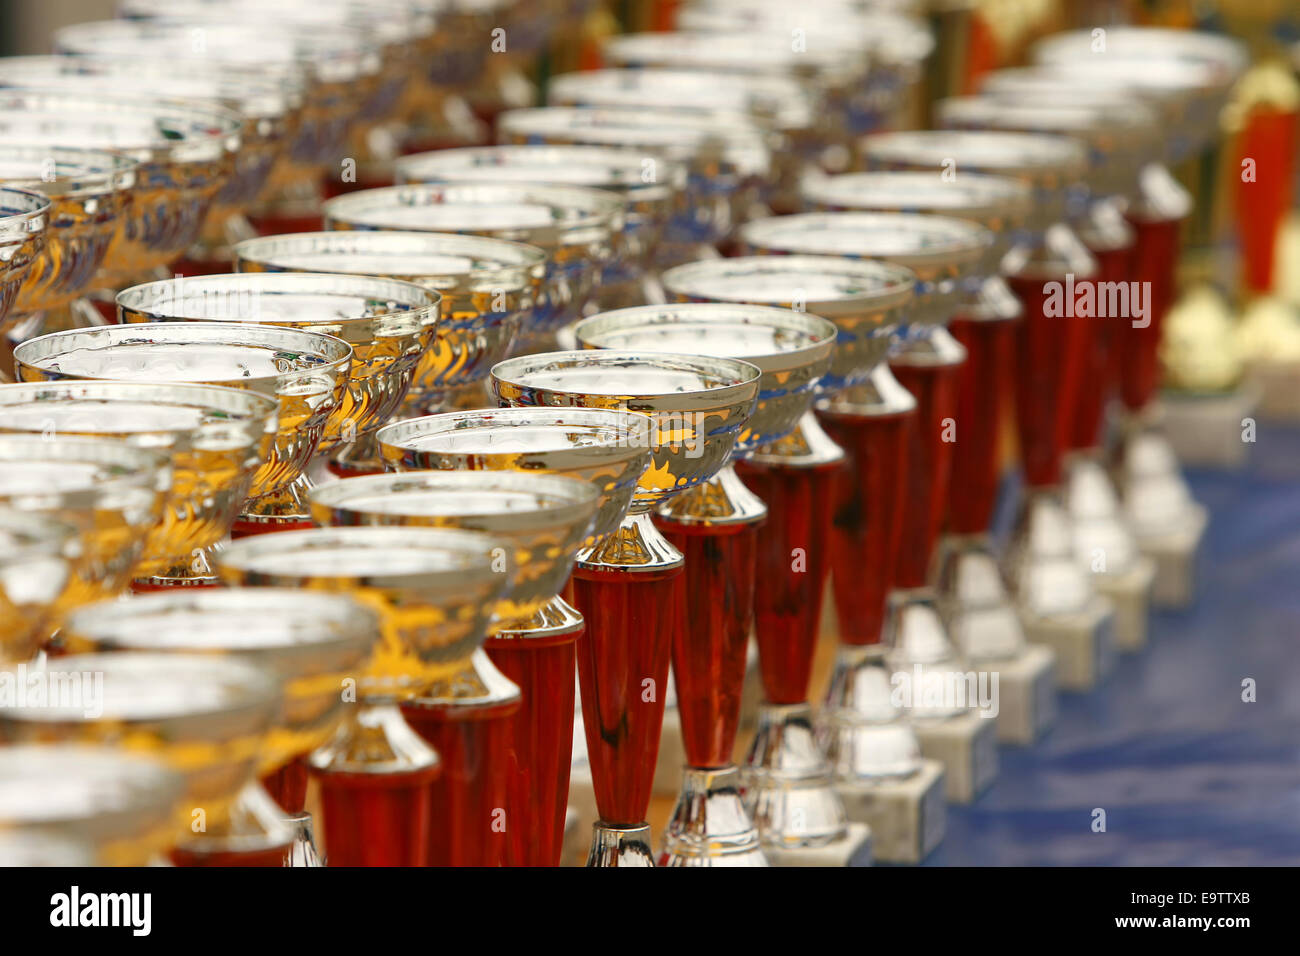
(1159, 283), (1244, 392)
(1272, 212), (1300, 308)
(1221, 58), (1300, 134)
(1237, 294), (1300, 363)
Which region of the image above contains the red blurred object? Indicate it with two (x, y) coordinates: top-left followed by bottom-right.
(246, 208), (324, 237)
(314, 765), (440, 867)
(819, 408), (914, 644)
(1070, 243), (1132, 450)
(230, 517), (313, 538)
(486, 610), (582, 867)
(890, 356), (963, 588)
(947, 315), (1016, 533)
(658, 521), (758, 768)
(736, 458), (840, 704)
(1237, 107), (1298, 294)
(169, 844), (291, 867)
(262, 758), (310, 815)
(570, 562), (682, 826)
(128, 578), (220, 593)
(1116, 216), (1180, 412)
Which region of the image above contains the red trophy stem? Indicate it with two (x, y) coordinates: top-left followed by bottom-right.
(819, 408), (914, 645)
(485, 620), (582, 867)
(947, 315), (1015, 534)
(735, 458), (840, 704)
(1117, 216), (1181, 413)
(169, 844), (291, 868)
(262, 757), (310, 814)
(569, 562), (682, 826)
(402, 698), (519, 867)
(1006, 274), (1089, 488)
(657, 521), (758, 768)
(230, 517), (314, 538)
(890, 358), (963, 588)
(313, 765), (441, 867)
(1236, 106), (1297, 294)
(1071, 243), (1133, 451)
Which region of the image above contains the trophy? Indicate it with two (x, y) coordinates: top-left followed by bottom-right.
(0, 90), (241, 302)
(863, 129), (1120, 692)
(0, 745), (185, 867)
(321, 182), (622, 349)
(574, 303), (837, 866)
(0, 147), (131, 365)
(0, 186), (49, 333)
(395, 144), (685, 311)
(801, 170), (1055, 743)
(116, 272), (437, 529)
(738, 211), (998, 804)
(491, 349), (760, 866)
(658, 253), (944, 862)
(0, 509), (77, 667)
(0, 381), (278, 590)
(0, 435), (170, 630)
(214, 525), (512, 866)
(0, 55), (298, 277)
(60, 587), (380, 866)
(0, 652), (288, 865)
(493, 106), (771, 267)
(375, 407), (650, 866)
(13, 322), (353, 540)
(936, 91), (1163, 652)
(309, 470), (599, 866)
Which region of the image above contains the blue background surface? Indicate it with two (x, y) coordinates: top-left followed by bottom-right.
(918, 423), (1300, 866)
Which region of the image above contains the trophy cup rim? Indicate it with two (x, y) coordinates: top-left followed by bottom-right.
(740, 211), (994, 272)
(804, 170), (1033, 226)
(14, 321), (354, 391)
(661, 253), (916, 316)
(233, 230), (547, 293)
(0, 185), (51, 235)
(574, 303), (836, 376)
(937, 95), (1158, 149)
(0, 432), (172, 503)
(0, 505), (77, 566)
(0, 144), (138, 199)
(1032, 26), (1247, 86)
(862, 129), (1089, 180)
(396, 144), (686, 201)
(603, 28), (865, 74)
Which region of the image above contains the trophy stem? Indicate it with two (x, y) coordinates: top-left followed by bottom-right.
(1118, 213), (1182, 414)
(233, 471), (314, 537)
(743, 702), (849, 848)
(819, 644), (925, 783)
(659, 766), (768, 866)
(586, 823), (655, 867)
(1071, 241), (1131, 453)
(308, 700), (442, 867)
(327, 432), (385, 478)
(947, 314), (1017, 535)
(262, 757), (311, 815)
(569, 512), (683, 844)
(169, 781), (295, 868)
(485, 595), (583, 867)
(401, 651), (522, 867)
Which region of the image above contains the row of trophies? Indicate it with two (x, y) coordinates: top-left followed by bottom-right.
(0, 0), (1243, 866)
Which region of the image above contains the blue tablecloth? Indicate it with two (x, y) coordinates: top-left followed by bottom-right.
(919, 423), (1300, 866)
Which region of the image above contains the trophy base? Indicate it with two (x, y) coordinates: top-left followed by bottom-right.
(765, 822), (873, 867)
(1155, 386), (1259, 470)
(835, 759), (946, 865)
(284, 812), (323, 867)
(586, 823), (655, 868)
(1021, 596), (1116, 691)
(1093, 556), (1157, 652)
(913, 711), (998, 804)
(659, 766), (768, 867)
(1139, 503), (1208, 609)
(990, 644), (1057, 745)
(743, 702), (850, 849)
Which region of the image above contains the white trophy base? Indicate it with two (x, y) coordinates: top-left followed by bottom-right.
(913, 710), (999, 804)
(765, 822), (873, 867)
(1139, 504), (1208, 609)
(836, 759), (946, 864)
(1247, 361), (1300, 422)
(651, 706), (687, 798)
(1155, 386), (1258, 470)
(1022, 596), (1116, 691)
(990, 644), (1057, 745)
(1093, 556), (1157, 652)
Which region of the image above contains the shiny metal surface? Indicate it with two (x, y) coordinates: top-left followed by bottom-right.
(0, 509), (75, 666)
(0, 187), (49, 328)
(660, 767), (768, 867)
(820, 644), (925, 782)
(1003, 489), (1098, 620)
(884, 587), (971, 721)
(934, 534), (1027, 662)
(586, 822), (655, 867)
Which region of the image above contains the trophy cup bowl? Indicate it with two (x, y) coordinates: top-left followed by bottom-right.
(495, 106), (770, 253)
(309, 470), (599, 626)
(214, 524), (512, 866)
(0, 146), (134, 325)
(13, 323), (353, 534)
(232, 229), (545, 465)
(0, 509), (77, 666)
(322, 182), (622, 342)
(0, 434), (171, 629)
(0, 381), (278, 588)
(574, 303), (836, 866)
(0, 187), (49, 329)
(0, 652), (284, 863)
(395, 144), (685, 306)
(376, 407), (650, 549)
(116, 272), (438, 467)
(0, 90), (242, 288)
(0, 745), (185, 867)
(491, 349), (760, 866)
(374, 406), (651, 865)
